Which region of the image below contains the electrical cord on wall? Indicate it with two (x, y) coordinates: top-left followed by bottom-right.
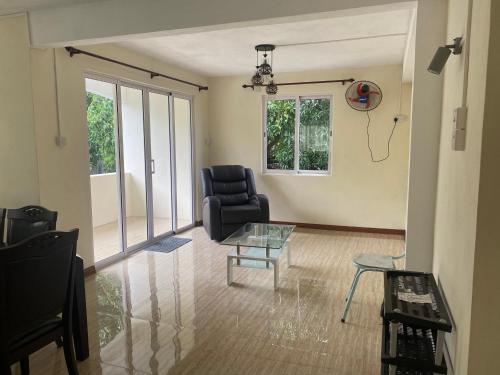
(366, 65), (404, 162)
(366, 111), (398, 163)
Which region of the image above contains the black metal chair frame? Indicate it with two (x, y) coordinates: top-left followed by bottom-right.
(0, 230), (79, 375)
(0, 209), (5, 246)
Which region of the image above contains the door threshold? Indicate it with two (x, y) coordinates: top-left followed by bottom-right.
(93, 226), (194, 271)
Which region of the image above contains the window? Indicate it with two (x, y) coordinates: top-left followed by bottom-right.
(264, 96), (332, 174)
(86, 84), (117, 175)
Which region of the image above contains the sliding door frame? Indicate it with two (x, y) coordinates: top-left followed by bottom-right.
(171, 93), (196, 233)
(147, 88), (175, 241)
(85, 72), (195, 268)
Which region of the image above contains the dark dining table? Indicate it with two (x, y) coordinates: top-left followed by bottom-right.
(73, 255), (90, 361)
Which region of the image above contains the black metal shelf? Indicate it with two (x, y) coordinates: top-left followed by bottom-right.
(381, 363), (436, 375)
(381, 270), (452, 375)
(381, 320), (447, 373)
(383, 271), (452, 332)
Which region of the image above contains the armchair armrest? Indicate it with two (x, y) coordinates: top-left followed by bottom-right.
(250, 194), (269, 223)
(202, 196), (222, 241)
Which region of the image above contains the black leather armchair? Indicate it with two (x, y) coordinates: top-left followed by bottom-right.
(201, 165), (269, 241)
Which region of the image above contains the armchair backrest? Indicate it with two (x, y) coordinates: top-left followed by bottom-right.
(201, 165), (257, 206)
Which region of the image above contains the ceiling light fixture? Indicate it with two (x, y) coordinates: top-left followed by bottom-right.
(243, 44), (355, 92)
(251, 44), (278, 95)
(266, 80), (278, 95)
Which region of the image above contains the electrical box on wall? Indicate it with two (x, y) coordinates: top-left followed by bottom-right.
(452, 106), (467, 151)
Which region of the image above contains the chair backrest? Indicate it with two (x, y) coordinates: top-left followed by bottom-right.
(6, 205), (58, 245)
(0, 230), (79, 345)
(0, 208), (5, 244)
(201, 165), (257, 206)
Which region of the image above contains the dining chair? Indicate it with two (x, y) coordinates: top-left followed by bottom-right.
(5, 205), (58, 245)
(0, 229), (80, 375)
(341, 249), (406, 323)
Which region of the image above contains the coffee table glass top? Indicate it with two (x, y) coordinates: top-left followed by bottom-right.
(221, 223), (295, 249)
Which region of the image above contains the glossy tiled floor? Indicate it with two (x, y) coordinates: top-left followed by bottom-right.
(93, 217), (193, 262)
(25, 227), (405, 375)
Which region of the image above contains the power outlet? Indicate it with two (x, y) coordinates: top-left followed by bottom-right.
(394, 114), (408, 123)
(452, 106), (467, 151)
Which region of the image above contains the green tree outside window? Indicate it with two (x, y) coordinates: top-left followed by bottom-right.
(266, 97), (331, 171)
(86, 92), (116, 175)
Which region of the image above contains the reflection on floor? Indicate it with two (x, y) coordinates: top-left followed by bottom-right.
(93, 216), (192, 262)
(27, 227), (405, 375)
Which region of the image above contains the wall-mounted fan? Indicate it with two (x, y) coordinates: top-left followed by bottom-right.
(345, 80), (398, 163)
(345, 81), (383, 111)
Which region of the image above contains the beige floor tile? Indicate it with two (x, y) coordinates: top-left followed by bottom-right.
(25, 227), (404, 375)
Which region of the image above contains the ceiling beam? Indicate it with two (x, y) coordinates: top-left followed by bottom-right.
(28, 0), (417, 47)
(402, 8), (417, 81)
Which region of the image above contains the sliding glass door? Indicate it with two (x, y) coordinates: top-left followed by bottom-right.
(173, 96), (194, 231)
(85, 78), (122, 263)
(120, 86), (148, 248)
(149, 92), (174, 237)
(85, 77), (194, 264)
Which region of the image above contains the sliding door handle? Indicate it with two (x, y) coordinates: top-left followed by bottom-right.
(151, 159), (156, 174)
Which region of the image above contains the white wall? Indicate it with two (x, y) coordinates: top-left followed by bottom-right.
(467, 1), (500, 371)
(208, 65), (411, 229)
(89, 173), (119, 227)
(90, 173), (144, 228)
(432, 0), (493, 373)
(0, 15), (39, 207)
(404, 0), (447, 272)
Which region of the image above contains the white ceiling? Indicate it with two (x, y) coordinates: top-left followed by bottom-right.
(119, 7), (415, 78)
(0, 0), (98, 14)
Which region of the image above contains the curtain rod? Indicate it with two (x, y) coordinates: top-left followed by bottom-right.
(65, 46), (209, 91)
(242, 78), (354, 90)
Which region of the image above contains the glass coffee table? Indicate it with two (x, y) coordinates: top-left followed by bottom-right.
(221, 223), (295, 290)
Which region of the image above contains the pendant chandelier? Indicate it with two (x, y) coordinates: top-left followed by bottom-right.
(251, 44), (278, 95)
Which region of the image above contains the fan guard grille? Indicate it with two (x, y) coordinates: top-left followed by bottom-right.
(345, 80), (383, 112)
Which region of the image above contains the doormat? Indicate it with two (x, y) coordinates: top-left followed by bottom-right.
(143, 236), (192, 253)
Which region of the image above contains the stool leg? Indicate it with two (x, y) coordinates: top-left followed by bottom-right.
(341, 269), (365, 323)
(273, 260), (279, 290)
(345, 268), (361, 301)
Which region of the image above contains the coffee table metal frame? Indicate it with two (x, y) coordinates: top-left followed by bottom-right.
(226, 240), (292, 290)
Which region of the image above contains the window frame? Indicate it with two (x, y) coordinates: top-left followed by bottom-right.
(262, 94), (333, 175)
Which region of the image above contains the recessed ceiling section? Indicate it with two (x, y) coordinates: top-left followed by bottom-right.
(119, 7), (415, 78)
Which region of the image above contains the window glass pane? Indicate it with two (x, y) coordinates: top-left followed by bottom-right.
(299, 98), (330, 171)
(86, 80), (116, 175)
(121, 86), (148, 247)
(174, 97), (194, 229)
(149, 92), (173, 237)
(266, 99), (296, 170)
(85, 78), (122, 263)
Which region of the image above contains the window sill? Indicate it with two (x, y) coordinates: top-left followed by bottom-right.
(262, 170), (331, 177)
